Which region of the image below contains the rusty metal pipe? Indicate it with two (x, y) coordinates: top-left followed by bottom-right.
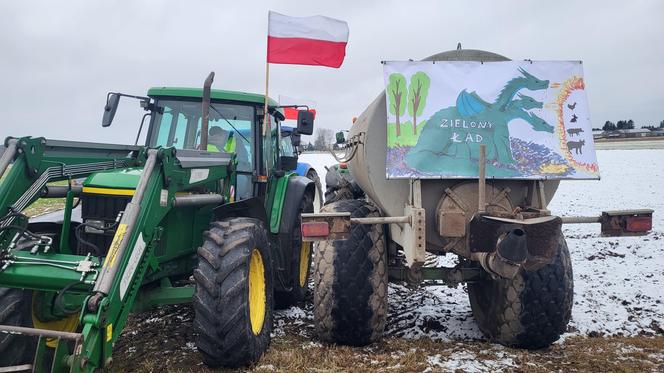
(350, 216), (411, 224)
(0, 324), (82, 341)
(561, 216), (601, 224)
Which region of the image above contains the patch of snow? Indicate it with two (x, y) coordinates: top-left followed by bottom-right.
(279, 306), (309, 319)
(440, 350), (516, 372)
(302, 341), (323, 349)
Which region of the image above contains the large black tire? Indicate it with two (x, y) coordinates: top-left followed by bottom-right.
(306, 169), (323, 213)
(468, 233), (574, 349)
(193, 217), (274, 368)
(275, 191), (315, 308)
(323, 165), (364, 205)
(0, 288), (35, 367)
(313, 199), (387, 346)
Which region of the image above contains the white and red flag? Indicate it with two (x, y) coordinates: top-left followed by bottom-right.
(267, 11), (349, 68)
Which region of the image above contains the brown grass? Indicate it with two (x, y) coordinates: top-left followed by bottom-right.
(112, 323), (664, 373)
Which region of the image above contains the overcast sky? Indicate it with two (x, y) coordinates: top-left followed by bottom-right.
(1, 0), (663, 144)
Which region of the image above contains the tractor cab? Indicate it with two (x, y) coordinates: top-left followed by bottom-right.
(100, 87), (313, 201)
(145, 89), (266, 200)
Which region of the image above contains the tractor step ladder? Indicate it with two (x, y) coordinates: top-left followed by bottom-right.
(0, 325), (83, 373)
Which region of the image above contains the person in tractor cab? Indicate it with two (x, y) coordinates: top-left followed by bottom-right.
(206, 125), (251, 200)
(207, 126), (231, 152)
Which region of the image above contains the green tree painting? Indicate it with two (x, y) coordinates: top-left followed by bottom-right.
(387, 73), (407, 136)
(407, 71), (431, 135)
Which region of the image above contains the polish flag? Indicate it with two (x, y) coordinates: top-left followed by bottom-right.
(278, 95), (316, 121)
(267, 11), (349, 68)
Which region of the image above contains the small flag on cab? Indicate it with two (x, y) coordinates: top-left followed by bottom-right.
(278, 95), (317, 122)
(267, 11), (349, 68)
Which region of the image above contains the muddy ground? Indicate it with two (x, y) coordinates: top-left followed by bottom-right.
(111, 290), (664, 373)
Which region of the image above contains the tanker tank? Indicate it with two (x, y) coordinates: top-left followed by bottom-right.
(347, 48), (560, 253)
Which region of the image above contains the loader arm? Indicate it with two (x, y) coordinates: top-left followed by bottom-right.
(0, 138), (232, 372)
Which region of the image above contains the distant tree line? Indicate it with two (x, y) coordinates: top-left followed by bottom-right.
(602, 119), (664, 131)
(642, 120), (664, 131)
(304, 128), (333, 151)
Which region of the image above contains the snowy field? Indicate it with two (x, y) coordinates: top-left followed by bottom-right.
(296, 149), (664, 340)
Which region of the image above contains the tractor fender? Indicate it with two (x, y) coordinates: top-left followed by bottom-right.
(279, 176), (314, 234)
(295, 162), (313, 177)
(212, 197), (268, 226)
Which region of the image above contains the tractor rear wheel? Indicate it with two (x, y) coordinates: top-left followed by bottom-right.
(313, 199), (387, 346)
(468, 232), (573, 349)
(0, 288), (35, 367)
(193, 217), (273, 368)
(275, 191), (314, 308)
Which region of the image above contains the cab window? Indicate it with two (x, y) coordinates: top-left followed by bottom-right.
(150, 100), (255, 172)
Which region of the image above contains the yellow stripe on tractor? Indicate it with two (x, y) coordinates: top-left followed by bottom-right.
(81, 187), (135, 196)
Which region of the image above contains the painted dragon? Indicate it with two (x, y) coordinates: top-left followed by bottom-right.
(405, 68), (553, 177)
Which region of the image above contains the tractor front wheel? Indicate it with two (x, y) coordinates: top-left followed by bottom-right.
(0, 288), (35, 367)
(468, 233), (573, 349)
(313, 199), (388, 346)
(193, 217), (273, 368)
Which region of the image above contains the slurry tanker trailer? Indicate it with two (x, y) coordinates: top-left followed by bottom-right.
(301, 47), (653, 348)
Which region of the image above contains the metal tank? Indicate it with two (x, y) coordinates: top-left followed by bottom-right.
(348, 48), (560, 252)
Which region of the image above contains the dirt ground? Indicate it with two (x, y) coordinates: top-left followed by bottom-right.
(111, 296), (664, 373)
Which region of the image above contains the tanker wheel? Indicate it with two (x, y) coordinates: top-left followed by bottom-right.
(193, 217), (273, 368)
(313, 199), (387, 346)
(306, 169), (323, 213)
(468, 232), (573, 349)
(323, 165), (354, 205)
(0, 288), (36, 367)
(275, 191), (315, 308)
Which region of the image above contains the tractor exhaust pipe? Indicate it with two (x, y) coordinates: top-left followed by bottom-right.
(200, 71), (215, 151)
(472, 228), (527, 279)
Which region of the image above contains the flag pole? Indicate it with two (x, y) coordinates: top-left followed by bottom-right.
(263, 62), (270, 137)
(262, 59), (270, 180)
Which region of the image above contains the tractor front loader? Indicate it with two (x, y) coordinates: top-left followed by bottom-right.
(0, 73), (317, 372)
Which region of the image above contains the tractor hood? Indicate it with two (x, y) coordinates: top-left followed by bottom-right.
(83, 167), (143, 190)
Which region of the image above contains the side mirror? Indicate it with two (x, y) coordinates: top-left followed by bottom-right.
(297, 110), (314, 135)
(279, 155), (298, 171)
(336, 131), (346, 144)
(291, 132), (301, 147)
(102, 93), (120, 127)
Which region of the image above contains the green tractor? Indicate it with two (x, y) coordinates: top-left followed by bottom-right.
(0, 72), (316, 371)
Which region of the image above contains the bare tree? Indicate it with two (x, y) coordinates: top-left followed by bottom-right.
(313, 128), (334, 150)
